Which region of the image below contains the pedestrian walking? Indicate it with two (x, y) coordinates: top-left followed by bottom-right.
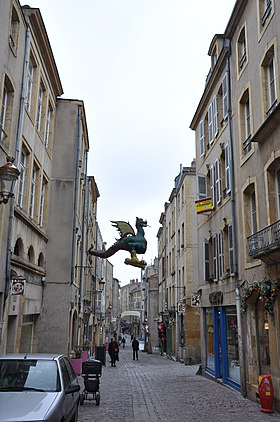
(108, 338), (119, 367)
(132, 337), (139, 360)
(121, 337), (126, 348)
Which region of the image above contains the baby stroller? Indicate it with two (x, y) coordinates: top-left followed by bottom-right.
(80, 359), (102, 406)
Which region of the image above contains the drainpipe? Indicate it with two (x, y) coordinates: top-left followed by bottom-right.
(4, 25), (30, 307)
(79, 150), (88, 345)
(71, 105), (81, 283)
(71, 105), (81, 347)
(226, 43), (246, 397)
(79, 151), (88, 302)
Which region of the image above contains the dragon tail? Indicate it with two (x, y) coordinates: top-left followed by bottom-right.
(88, 242), (129, 258)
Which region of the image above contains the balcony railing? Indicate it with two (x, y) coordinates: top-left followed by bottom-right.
(248, 220), (280, 258)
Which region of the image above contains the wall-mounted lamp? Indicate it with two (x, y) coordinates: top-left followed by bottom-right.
(0, 156), (20, 204)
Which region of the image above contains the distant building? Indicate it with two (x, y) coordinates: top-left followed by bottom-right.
(157, 163), (200, 363)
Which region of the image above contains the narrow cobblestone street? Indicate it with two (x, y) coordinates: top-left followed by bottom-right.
(78, 345), (279, 422)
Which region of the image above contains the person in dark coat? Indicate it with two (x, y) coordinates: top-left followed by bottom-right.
(132, 337), (139, 360)
(121, 337), (126, 348)
(108, 338), (119, 367)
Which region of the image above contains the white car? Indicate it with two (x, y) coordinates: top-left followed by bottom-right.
(0, 353), (80, 422)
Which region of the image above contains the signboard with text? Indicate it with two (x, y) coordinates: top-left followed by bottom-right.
(195, 197), (212, 214)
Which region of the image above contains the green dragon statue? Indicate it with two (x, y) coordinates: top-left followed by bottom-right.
(88, 217), (148, 269)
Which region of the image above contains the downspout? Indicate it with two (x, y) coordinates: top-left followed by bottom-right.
(4, 25), (31, 306)
(71, 105), (81, 347)
(79, 150), (88, 309)
(175, 183), (179, 360)
(226, 42), (246, 397)
(71, 105), (81, 283)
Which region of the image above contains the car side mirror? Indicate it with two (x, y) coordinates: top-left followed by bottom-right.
(65, 381), (80, 394)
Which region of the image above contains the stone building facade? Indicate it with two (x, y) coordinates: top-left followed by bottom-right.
(0, 1), (106, 357)
(157, 163), (200, 363)
(190, 0), (280, 410)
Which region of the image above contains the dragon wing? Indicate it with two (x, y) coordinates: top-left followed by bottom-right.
(111, 220), (135, 239)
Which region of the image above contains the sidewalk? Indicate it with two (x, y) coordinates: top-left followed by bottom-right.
(78, 347), (279, 422)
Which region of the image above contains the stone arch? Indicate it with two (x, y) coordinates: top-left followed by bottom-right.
(14, 238), (24, 257)
(38, 252), (44, 267)
(28, 245), (35, 263)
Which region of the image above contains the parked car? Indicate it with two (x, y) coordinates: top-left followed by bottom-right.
(0, 353), (80, 422)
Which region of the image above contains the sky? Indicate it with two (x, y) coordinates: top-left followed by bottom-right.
(25, 0), (236, 285)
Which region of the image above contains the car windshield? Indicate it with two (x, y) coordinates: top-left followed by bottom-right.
(0, 359), (61, 392)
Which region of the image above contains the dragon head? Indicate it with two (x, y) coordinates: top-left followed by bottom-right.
(136, 217), (148, 227)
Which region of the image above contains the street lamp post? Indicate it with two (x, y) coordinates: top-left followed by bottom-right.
(0, 156), (20, 204)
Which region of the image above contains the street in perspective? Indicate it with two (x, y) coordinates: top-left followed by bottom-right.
(78, 340), (280, 422)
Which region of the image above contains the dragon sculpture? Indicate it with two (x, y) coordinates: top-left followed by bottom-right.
(88, 217), (148, 269)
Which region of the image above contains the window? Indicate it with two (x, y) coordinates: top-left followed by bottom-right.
(250, 190), (257, 234)
(181, 223), (184, 248)
(222, 75), (228, 120)
(9, 6), (20, 54)
(218, 231), (224, 278)
(239, 89), (252, 155)
(36, 84), (43, 132)
(259, 0), (273, 28)
(29, 165), (38, 218)
(228, 224), (234, 275)
(198, 174), (207, 199)
(205, 308), (214, 370)
(261, 45), (277, 116)
(19, 315), (35, 353)
(224, 144), (231, 194)
(38, 252), (44, 267)
(256, 302), (271, 374)
(26, 57), (34, 113)
(0, 76), (14, 143)
(268, 57), (277, 111)
(208, 103), (213, 144)
(199, 120), (205, 157)
(45, 104), (52, 148)
(210, 165), (215, 208)
(0, 87), (7, 141)
(212, 47), (218, 68)
(237, 27), (247, 72)
(39, 179), (46, 226)
(204, 239), (210, 282)
(28, 246), (35, 263)
(213, 235), (218, 281)
(214, 159), (221, 205)
(208, 96), (218, 144)
(18, 148), (27, 208)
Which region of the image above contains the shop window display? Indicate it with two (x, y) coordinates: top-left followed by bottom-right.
(206, 308), (214, 370)
(256, 302), (271, 375)
(226, 307), (240, 384)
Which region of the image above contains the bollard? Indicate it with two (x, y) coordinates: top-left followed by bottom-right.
(258, 374), (274, 413)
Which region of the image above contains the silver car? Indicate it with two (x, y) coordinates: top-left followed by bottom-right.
(0, 353), (80, 422)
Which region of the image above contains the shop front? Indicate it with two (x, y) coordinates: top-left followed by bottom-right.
(204, 305), (240, 390)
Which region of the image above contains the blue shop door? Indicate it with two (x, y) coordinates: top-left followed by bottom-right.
(213, 307), (227, 380)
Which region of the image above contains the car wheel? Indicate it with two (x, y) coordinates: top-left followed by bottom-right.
(96, 391), (100, 406)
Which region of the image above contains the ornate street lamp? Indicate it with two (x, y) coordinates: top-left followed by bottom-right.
(0, 156), (20, 204)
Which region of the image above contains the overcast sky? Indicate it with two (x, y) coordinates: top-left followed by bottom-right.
(25, 0), (236, 285)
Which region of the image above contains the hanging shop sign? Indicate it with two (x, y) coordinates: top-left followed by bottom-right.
(11, 278), (26, 295)
(191, 294), (201, 307)
(178, 302), (186, 314)
(195, 197), (212, 214)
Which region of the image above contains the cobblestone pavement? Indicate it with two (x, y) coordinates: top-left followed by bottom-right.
(78, 346), (279, 422)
